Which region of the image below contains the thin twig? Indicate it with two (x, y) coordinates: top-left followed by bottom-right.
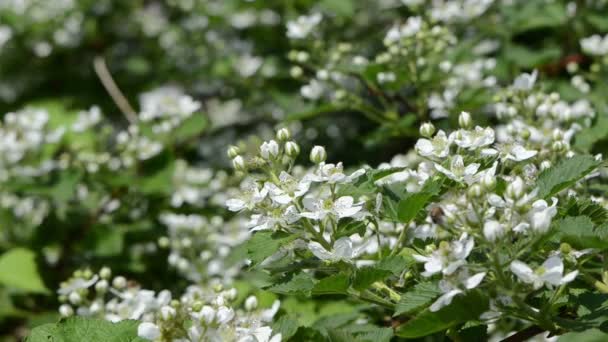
(93, 56), (138, 124)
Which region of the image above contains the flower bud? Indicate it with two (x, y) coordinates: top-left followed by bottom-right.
(112, 276), (127, 289)
(540, 160), (551, 170)
(276, 128), (291, 141)
(158, 236), (170, 248)
(161, 305), (177, 320)
(310, 145), (327, 163)
(95, 279), (108, 293)
(467, 184), (483, 198)
(419, 122), (435, 138)
(483, 220), (505, 242)
(245, 296), (258, 311)
(232, 155), (246, 171)
(285, 141), (300, 157)
(505, 177), (525, 199)
(99, 267), (112, 279)
(200, 305), (216, 324)
(260, 140), (280, 160)
(59, 304), (74, 317)
(458, 111), (472, 128)
(289, 66), (303, 78)
(481, 173), (496, 190)
(560, 242), (572, 254)
(227, 145), (240, 159)
(552, 140), (565, 152)
(68, 291), (81, 305)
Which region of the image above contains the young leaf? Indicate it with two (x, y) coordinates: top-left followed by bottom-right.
(536, 155), (600, 199)
(394, 282), (441, 316)
(0, 248), (48, 294)
(395, 290), (489, 338)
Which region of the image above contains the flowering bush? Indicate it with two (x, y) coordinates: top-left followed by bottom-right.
(1, 1), (608, 341)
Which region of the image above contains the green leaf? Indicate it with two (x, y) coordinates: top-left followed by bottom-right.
(558, 197), (608, 226)
(27, 317), (145, 342)
(574, 113), (608, 151)
(246, 231), (298, 266)
(352, 267), (392, 291)
(269, 272), (315, 295)
(0, 248), (48, 294)
(536, 155), (600, 199)
(553, 216), (608, 249)
(559, 329), (608, 342)
(394, 282), (441, 316)
(313, 273), (350, 295)
(272, 315), (300, 340)
(395, 291), (489, 338)
(506, 44), (562, 68)
(173, 114), (208, 142)
(319, 0), (355, 17)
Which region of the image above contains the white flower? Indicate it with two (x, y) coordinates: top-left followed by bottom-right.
(248, 205), (300, 231)
(413, 233), (475, 276)
(300, 79), (324, 100)
(452, 126), (494, 150)
(216, 306), (235, 324)
(580, 34), (608, 56)
(267, 172), (310, 204)
(286, 13), (322, 39)
(512, 70), (538, 91)
(528, 198), (558, 233)
(510, 256), (578, 290)
(58, 275), (99, 295)
(415, 130), (451, 159)
(307, 236), (370, 262)
(300, 196), (363, 221)
(504, 144), (538, 162)
(138, 322), (161, 341)
(304, 162), (364, 184)
(226, 182), (268, 211)
(430, 272), (486, 312)
(434, 155), (480, 184)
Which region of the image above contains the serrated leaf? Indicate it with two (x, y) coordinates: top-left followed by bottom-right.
(27, 317), (145, 342)
(559, 197), (608, 226)
(536, 155), (600, 199)
(313, 273), (350, 295)
(272, 315), (300, 340)
(246, 231), (298, 266)
(394, 282), (441, 316)
(269, 272), (315, 295)
(574, 113), (608, 151)
(395, 290), (489, 338)
(0, 248), (48, 294)
(553, 216), (608, 249)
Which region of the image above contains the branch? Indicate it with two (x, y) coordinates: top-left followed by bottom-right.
(501, 325), (545, 342)
(93, 56), (138, 124)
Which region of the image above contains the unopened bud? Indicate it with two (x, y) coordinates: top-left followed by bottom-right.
(232, 155), (246, 171)
(285, 141), (300, 157)
(245, 296), (258, 311)
(276, 128), (291, 141)
(419, 122), (435, 138)
(458, 111), (472, 128)
(310, 145), (327, 164)
(227, 145), (240, 159)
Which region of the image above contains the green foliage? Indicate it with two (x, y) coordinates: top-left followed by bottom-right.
(395, 291), (489, 338)
(27, 317), (144, 342)
(536, 155), (601, 199)
(0, 248), (48, 294)
(394, 282), (441, 316)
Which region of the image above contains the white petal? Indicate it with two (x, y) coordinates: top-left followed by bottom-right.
(333, 237), (354, 260)
(430, 289), (463, 312)
(561, 270), (579, 284)
(510, 260), (535, 283)
(308, 241), (335, 261)
(465, 272), (486, 289)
